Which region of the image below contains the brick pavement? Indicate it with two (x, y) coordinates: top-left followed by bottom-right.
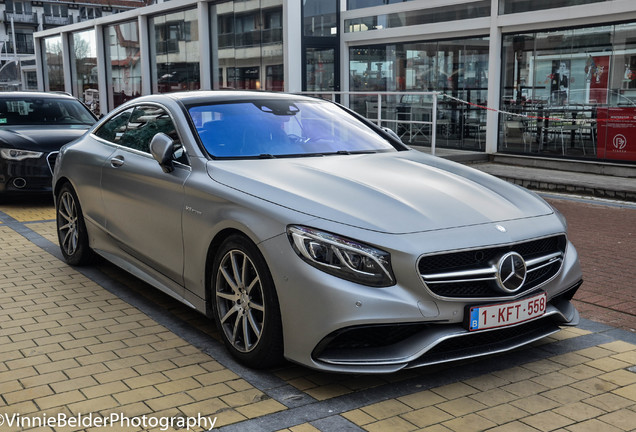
(0, 197), (635, 432)
(545, 197), (636, 333)
(0, 222), (285, 431)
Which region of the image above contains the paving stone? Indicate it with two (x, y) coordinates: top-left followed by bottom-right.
(3, 188), (636, 432)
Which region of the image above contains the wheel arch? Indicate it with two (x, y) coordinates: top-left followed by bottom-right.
(53, 176), (72, 200)
(205, 228), (284, 367)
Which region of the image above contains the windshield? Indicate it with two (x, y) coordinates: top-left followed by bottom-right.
(188, 99), (397, 158)
(0, 97), (96, 126)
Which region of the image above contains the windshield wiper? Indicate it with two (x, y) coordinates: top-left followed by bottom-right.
(330, 150), (378, 155)
(245, 150), (379, 159)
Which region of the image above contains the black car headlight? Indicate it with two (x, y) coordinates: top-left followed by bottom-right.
(287, 225), (395, 287)
(0, 148), (43, 161)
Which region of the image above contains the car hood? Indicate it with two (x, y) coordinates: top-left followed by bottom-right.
(0, 126), (89, 152)
(207, 151), (554, 234)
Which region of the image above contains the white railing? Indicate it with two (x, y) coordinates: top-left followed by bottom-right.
(298, 91), (440, 155)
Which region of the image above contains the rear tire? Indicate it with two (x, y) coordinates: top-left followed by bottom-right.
(212, 235), (283, 368)
(56, 183), (95, 266)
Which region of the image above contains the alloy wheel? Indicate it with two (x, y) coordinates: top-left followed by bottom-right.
(57, 191), (79, 256)
(215, 249), (266, 353)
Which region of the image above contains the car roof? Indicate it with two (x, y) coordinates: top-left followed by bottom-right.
(160, 90), (319, 106)
(0, 91), (78, 100)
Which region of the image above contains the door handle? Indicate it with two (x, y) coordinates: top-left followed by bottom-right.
(110, 155), (125, 168)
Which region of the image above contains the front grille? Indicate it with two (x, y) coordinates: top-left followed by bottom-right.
(317, 323), (429, 353)
(419, 235), (566, 299)
(47, 151), (59, 174)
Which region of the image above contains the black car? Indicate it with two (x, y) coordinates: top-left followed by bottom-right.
(0, 92), (97, 196)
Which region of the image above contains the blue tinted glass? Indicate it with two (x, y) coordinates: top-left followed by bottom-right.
(189, 100), (396, 158)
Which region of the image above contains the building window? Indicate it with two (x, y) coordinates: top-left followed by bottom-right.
(154, 21), (189, 54)
(306, 48), (335, 91)
(303, 0), (338, 37)
(350, 37), (489, 150)
(71, 29), (99, 113)
(347, 0), (413, 9)
(214, 1), (284, 92)
(7, 30), (35, 54)
(500, 22), (636, 162)
(499, 0), (609, 14)
(150, 9), (200, 94)
(25, 71), (38, 90)
(105, 21), (141, 110)
(227, 67), (260, 90)
(266, 64), (284, 91)
(43, 36), (64, 92)
(345, 1), (490, 33)
(43, 3), (69, 17)
(234, 13), (261, 47)
(263, 8), (283, 44)
(5, 0), (32, 15)
(216, 7), (283, 47)
(79, 7), (102, 21)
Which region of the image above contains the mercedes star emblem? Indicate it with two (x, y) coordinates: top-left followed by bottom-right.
(495, 252), (527, 293)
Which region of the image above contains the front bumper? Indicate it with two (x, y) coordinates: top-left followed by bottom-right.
(260, 215), (583, 373)
(0, 152), (56, 193)
(313, 282), (580, 373)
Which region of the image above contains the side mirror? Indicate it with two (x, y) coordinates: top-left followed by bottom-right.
(149, 133), (175, 173)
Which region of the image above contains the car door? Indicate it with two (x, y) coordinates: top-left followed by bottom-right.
(99, 104), (190, 290)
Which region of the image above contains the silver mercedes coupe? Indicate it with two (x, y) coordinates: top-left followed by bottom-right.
(53, 91), (582, 373)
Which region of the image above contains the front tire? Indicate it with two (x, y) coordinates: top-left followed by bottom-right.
(56, 183), (94, 266)
(212, 235), (283, 368)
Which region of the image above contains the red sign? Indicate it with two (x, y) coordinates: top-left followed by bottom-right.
(597, 107), (636, 161)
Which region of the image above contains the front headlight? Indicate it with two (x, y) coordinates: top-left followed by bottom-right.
(0, 148), (43, 161)
(287, 225), (395, 287)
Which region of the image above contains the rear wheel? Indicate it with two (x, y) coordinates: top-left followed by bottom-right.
(212, 235), (283, 368)
(56, 183), (94, 265)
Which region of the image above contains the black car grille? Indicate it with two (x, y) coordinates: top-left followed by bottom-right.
(418, 235), (567, 299)
(317, 323), (429, 352)
(47, 152), (59, 175)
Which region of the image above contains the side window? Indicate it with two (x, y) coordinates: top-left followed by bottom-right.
(94, 108), (133, 144)
(94, 105), (183, 159)
(119, 105), (181, 154)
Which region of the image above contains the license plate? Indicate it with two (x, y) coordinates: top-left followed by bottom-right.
(468, 292), (547, 331)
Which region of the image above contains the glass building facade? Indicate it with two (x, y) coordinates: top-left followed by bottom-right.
(70, 29), (98, 111)
(500, 23), (636, 161)
(34, 0), (636, 163)
(150, 9), (201, 94)
(36, 0), (284, 114)
(105, 21), (142, 112)
(42, 35), (64, 92)
(349, 37), (489, 150)
(217, 2), (284, 91)
(499, 0), (610, 14)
